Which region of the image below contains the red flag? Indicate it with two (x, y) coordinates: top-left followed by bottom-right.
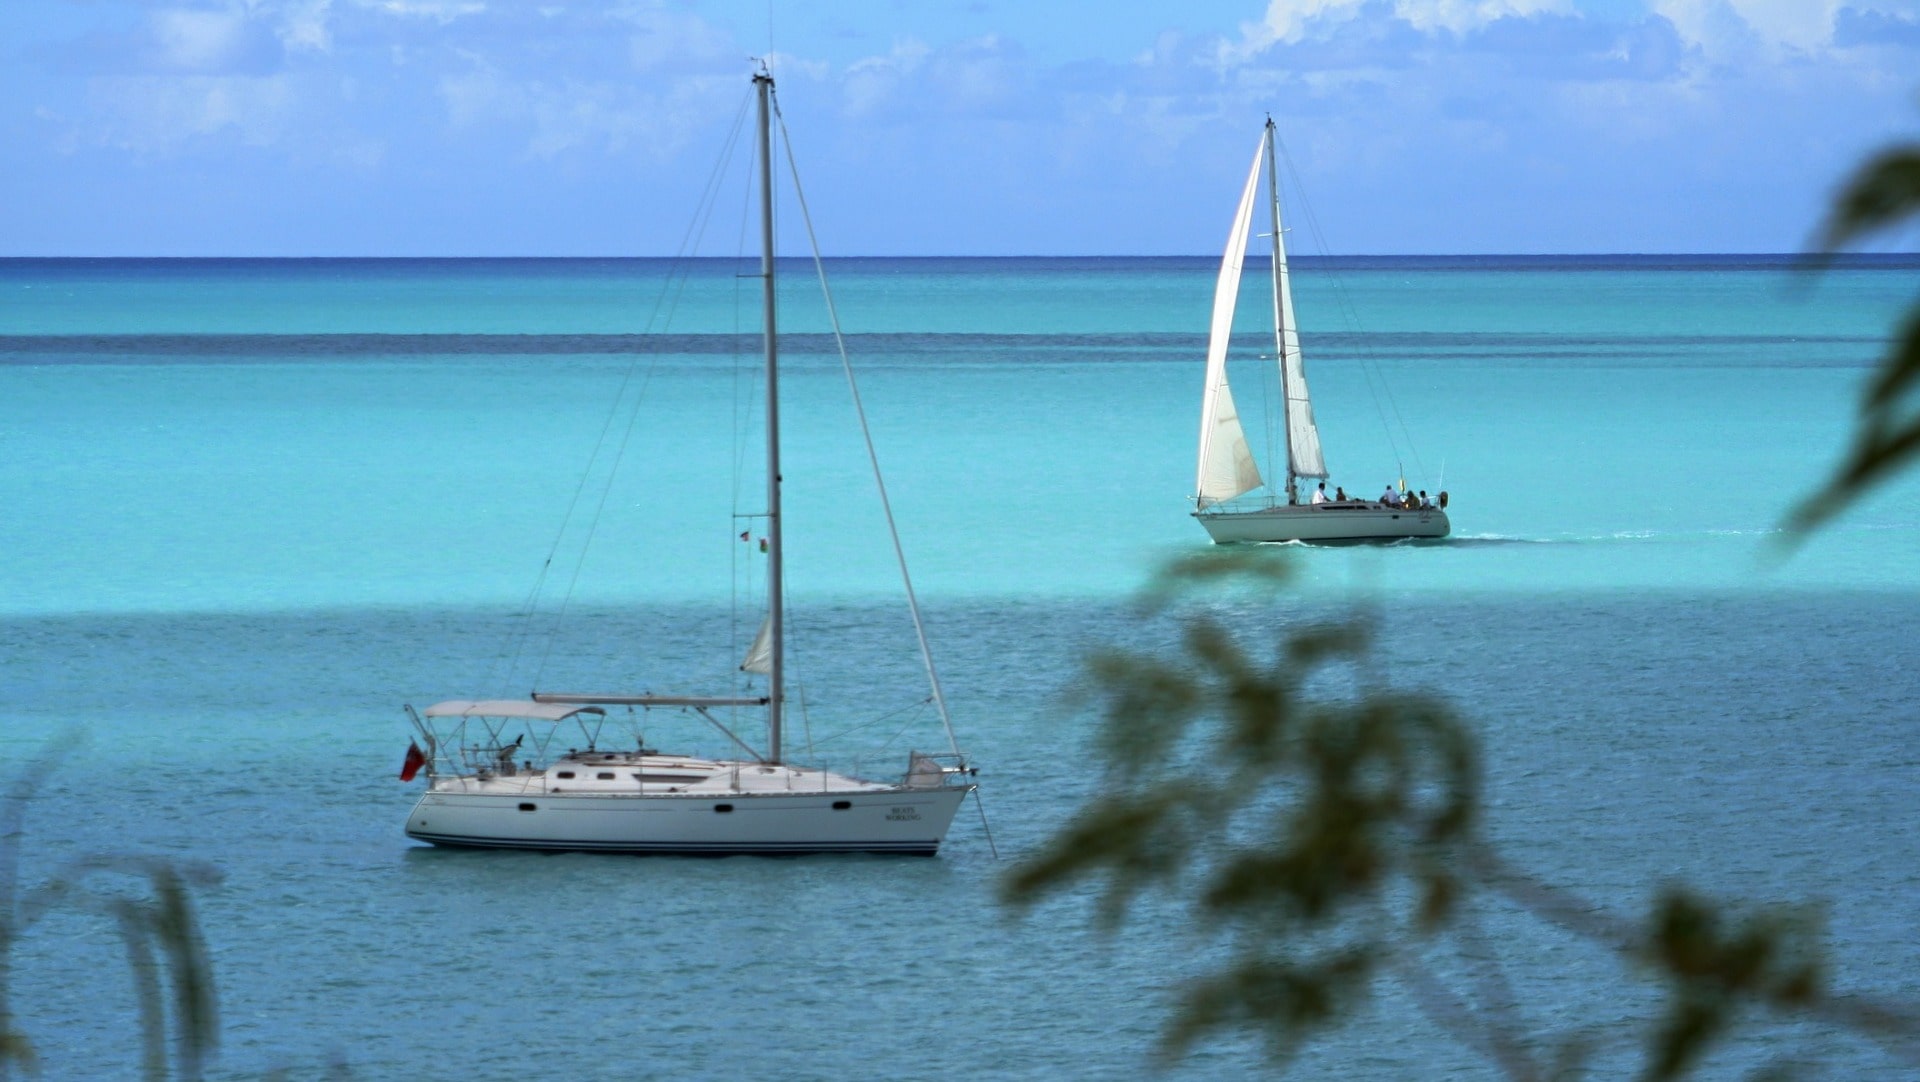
(399, 741), (426, 782)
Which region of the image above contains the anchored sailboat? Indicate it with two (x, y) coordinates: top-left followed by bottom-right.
(1192, 119), (1449, 544)
(398, 70), (976, 855)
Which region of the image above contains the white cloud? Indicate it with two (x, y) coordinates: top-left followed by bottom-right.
(1398, 0), (1578, 34)
(762, 51), (832, 82)
(82, 73), (295, 151)
(350, 0), (486, 21)
(842, 38), (932, 117)
(928, 34), (1025, 114)
(276, 0), (336, 53)
(1233, 0), (1576, 54)
(621, 6), (734, 71)
(437, 62), (737, 160)
(150, 8), (255, 70)
(1647, 1), (1920, 60)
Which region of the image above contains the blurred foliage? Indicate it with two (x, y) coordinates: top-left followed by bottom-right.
(1003, 552), (1920, 1077)
(1788, 137), (1920, 535)
(0, 742), (221, 1081)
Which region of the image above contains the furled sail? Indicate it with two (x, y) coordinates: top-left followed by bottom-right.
(1195, 140), (1269, 508)
(740, 615), (773, 675)
(1268, 165), (1327, 481)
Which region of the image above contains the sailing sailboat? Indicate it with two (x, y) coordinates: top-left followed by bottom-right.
(1192, 119), (1449, 544)
(398, 71), (976, 855)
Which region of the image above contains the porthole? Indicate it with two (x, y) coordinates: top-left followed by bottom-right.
(556, 771), (576, 779)
(714, 804), (734, 814)
(596, 772), (615, 780)
(518, 803), (537, 812)
(832, 801), (852, 810)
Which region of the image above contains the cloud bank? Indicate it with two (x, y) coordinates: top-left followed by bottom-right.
(3, 0), (1917, 254)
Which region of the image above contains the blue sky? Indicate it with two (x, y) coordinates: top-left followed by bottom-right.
(2, 0), (1917, 256)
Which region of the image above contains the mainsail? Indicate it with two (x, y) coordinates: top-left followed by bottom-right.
(1265, 125), (1327, 482)
(1194, 141), (1268, 509)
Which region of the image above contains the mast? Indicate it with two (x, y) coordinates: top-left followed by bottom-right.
(1262, 117), (1298, 506)
(755, 69), (785, 764)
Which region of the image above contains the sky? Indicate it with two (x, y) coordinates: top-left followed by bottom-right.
(2, 0), (1918, 256)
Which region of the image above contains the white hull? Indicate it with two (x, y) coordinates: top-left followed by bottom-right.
(1195, 503), (1449, 544)
(406, 754), (971, 855)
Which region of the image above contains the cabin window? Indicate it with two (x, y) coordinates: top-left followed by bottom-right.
(518, 803), (537, 812)
(714, 804), (734, 813)
(596, 772), (615, 780)
(556, 771), (576, 779)
(832, 801), (852, 810)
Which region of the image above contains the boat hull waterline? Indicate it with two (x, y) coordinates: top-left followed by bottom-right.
(408, 783), (970, 855)
(1195, 504), (1449, 544)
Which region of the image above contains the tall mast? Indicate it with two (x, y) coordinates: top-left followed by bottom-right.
(755, 70), (785, 764)
(1262, 117), (1298, 506)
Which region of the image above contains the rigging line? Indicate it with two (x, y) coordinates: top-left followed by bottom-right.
(1271, 129), (1433, 486)
(808, 697), (936, 747)
(507, 102), (752, 694)
(526, 89), (756, 690)
(1270, 128), (1406, 468)
(771, 84), (962, 758)
(729, 121), (761, 703)
(1250, 324), (1281, 500)
(970, 790), (1001, 860)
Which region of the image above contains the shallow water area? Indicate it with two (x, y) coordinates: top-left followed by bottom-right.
(5, 255), (1920, 1079)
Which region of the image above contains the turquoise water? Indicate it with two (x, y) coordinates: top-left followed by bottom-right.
(5, 256), (1920, 1078)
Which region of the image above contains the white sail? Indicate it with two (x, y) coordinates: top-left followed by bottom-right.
(740, 614), (773, 675)
(1195, 140), (1269, 508)
(1267, 139), (1328, 481)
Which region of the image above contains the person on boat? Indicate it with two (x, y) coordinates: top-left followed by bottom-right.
(1380, 484), (1398, 507)
(1418, 490), (1433, 509)
(1334, 486), (1348, 502)
(1311, 481), (1328, 505)
(1438, 490), (1449, 509)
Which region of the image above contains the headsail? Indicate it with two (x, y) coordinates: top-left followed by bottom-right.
(1195, 139), (1269, 508)
(1264, 122), (1327, 482)
(740, 614), (773, 675)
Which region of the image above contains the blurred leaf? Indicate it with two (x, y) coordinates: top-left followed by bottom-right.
(1004, 559), (1479, 1061)
(1817, 146), (1920, 253)
(1639, 889), (1825, 1081)
(1788, 136), (1920, 539)
(1785, 306), (1920, 536)
(1, 749), (221, 1080)
(1161, 950), (1377, 1063)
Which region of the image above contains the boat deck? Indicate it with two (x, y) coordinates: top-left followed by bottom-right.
(432, 750), (902, 797)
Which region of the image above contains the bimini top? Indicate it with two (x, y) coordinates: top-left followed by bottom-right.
(422, 700), (607, 722)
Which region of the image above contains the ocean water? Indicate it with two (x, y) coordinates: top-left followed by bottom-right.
(4, 255), (1920, 1079)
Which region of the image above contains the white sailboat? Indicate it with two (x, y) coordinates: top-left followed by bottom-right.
(398, 70), (976, 855)
(1192, 119), (1450, 544)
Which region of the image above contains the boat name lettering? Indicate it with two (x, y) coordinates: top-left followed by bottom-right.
(886, 806), (921, 821)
